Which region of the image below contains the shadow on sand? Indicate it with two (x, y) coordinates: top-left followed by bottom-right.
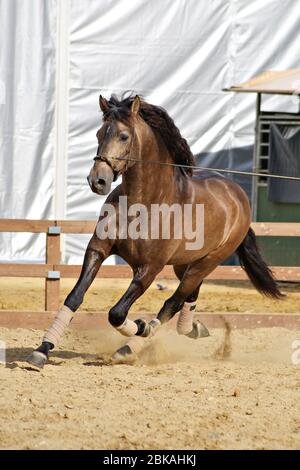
(4, 347), (114, 369)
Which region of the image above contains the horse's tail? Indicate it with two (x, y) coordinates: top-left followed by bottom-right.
(236, 227), (284, 299)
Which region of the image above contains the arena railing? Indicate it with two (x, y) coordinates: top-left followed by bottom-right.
(0, 219), (300, 311)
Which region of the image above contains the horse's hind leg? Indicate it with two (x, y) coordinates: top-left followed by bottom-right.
(156, 259), (217, 328)
(125, 254), (222, 350)
(173, 265), (209, 339)
(27, 235), (112, 368)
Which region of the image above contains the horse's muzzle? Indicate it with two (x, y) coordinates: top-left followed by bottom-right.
(87, 161), (114, 195)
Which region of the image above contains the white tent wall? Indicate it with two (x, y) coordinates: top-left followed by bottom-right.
(66, 0), (231, 263)
(0, 0), (57, 262)
(0, 0), (299, 264)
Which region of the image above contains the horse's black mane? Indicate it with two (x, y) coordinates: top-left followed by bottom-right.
(103, 94), (195, 176)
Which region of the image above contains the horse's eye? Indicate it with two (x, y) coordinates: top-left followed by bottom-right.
(120, 133), (129, 142)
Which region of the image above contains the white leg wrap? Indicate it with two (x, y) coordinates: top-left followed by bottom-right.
(42, 305), (74, 348)
(127, 319), (161, 354)
(176, 301), (196, 335)
(116, 319), (138, 337)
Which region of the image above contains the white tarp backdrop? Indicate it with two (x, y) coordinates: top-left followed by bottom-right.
(0, 0), (56, 262)
(0, 0), (299, 264)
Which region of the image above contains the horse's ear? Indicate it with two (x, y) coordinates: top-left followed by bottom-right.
(131, 95), (141, 115)
(99, 95), (109, 114)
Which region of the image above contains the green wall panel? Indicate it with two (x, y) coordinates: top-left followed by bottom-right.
(256, 186), (300, 266)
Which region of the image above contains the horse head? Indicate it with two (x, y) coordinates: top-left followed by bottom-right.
(87, 94), (141, 195)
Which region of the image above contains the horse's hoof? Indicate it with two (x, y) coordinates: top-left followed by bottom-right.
(187, 321), (210, 339)
(140, 321), (152, 337)
(111, 345), (137, 364)
(26, 350), (48, 369)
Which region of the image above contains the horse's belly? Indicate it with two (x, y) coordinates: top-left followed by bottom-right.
(166, 241), (214, 265)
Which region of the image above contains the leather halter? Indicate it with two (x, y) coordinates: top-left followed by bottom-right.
(93, 150), (130, 182)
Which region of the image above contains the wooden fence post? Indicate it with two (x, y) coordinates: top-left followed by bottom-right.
(45, 226), (61, 311)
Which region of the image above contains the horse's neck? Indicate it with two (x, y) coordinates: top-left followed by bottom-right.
(122, 129), (178, 204)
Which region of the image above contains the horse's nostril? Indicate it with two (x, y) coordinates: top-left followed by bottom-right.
(97, 178), (106, 186)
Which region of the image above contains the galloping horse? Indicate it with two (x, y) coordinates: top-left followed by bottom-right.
(28, 94), (282, 368)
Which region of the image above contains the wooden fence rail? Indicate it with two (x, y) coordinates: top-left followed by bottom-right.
(0, 219), (300, 311)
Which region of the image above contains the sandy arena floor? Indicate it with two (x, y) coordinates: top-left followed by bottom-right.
(0, 325), (300, 450)
(0, 278), (299, 449)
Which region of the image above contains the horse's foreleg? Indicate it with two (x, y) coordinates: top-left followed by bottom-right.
(27, 235), (111, 368)
(112, 266), (197, 362)
(109, 265), (164, 363)
(108, 265), (162, 337)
